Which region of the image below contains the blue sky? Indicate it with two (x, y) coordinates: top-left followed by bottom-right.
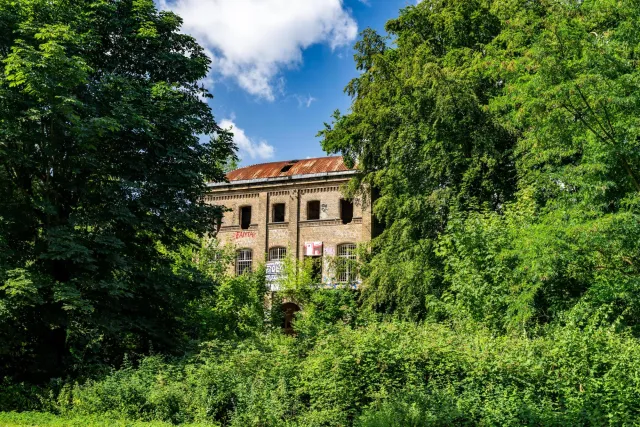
(159, 0), (416, 165)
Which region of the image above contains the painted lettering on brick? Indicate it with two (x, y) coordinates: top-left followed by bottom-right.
(234, 231), (256, 239)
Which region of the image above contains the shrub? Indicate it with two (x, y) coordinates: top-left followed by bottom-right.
(0, 411), (213, 426)
(15, 321), (638, 426)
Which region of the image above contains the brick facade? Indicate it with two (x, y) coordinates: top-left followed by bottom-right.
(204, 157), (371, 285)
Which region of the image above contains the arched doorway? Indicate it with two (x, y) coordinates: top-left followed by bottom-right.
(281, 302), (300, 335)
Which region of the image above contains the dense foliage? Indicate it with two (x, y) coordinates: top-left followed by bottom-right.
(320, 0), (640, 334)
(320, 0), (517, 319)
(0, 411), (197, 427)
(4, 320), (640, 426)
(0, 0), (235, 381)
(5, 0), (640, 425)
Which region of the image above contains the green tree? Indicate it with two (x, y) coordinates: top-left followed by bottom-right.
(474, 0), (640, 332)
(0, 0), (235, 380)
(428, 0), (640, 334)
(319, 0), (517, 319)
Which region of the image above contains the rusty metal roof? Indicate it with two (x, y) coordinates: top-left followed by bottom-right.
(226, 156), (351, 182)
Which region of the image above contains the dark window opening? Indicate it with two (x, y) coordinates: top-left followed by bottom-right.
(371, 186), (384, 238)
(340, 199), (354, 224)
(307, 200), (320, 220)
(282, 302), (300, 335)
(240, 206), (252, 230)
(306, 256), (323, 283)
(272, 203), (285, 223)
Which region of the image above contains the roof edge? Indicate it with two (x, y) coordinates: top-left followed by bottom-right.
(207, 170), (358, 188)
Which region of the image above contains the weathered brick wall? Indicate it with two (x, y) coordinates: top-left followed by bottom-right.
(205, 175), (371, 280)
(208, 192), (263, 273)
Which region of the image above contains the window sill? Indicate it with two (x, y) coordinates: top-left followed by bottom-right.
(220, 223), (259, 232)
(299, 218), (362, 227)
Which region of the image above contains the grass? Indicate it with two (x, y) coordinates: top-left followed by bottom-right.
(0, 412), (216, 427)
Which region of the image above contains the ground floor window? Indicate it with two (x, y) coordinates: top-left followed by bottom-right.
(269, 246), (287, 261)
(282, 302), (300, 334)
(305, 255), (323, 283)
(337, 243), (357, 283)
(235, 248), (253, 275)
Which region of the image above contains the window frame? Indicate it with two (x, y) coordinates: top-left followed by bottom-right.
(337, 243), (357, 283)
(268, 246), (287, 261)
(235, 248), (253, 275)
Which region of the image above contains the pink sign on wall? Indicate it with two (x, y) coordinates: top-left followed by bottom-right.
(304, 241), (323, 256)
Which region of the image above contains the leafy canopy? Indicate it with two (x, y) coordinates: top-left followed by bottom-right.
(320, 0), (517, 319)
(0, 0), (235, 380)
(321, 0), (640, 334)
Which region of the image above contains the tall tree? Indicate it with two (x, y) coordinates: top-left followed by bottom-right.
(402, 0), (640, 333)
(0, 0), (235, 380)
(319, 0), (516, 319)
(469, 0), (640, 332)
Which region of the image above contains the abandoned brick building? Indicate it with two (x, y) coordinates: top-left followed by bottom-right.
(204, 156), (373, 289)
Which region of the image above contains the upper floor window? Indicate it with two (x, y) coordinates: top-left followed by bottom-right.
(337, 243), (357, 283)
(240, 206), (252, 230)
(307, 200), (320, 220)
(236, 249), (253, 275)
(269, 247), (287, 261)
(272, 203), (286, 223)
(340, 199), (353, 224)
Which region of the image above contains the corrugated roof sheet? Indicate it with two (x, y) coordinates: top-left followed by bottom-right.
(226, 156), (351, 181)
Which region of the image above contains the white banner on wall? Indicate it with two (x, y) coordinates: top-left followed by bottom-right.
(266, 261), (284, 290)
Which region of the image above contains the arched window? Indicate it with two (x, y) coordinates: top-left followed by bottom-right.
(235, 249), (253, 275)
(337, 243), (357, 283)
(268, 247), (287, 261)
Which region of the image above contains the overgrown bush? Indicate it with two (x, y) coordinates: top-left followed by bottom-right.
(10, 321), (636, 426)
(0, 411), (213, 426)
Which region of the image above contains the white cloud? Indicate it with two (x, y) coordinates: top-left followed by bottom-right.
(293, 94), (317, 108)
(220, 118), (275, 160)
(161, 0), (358, 100)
